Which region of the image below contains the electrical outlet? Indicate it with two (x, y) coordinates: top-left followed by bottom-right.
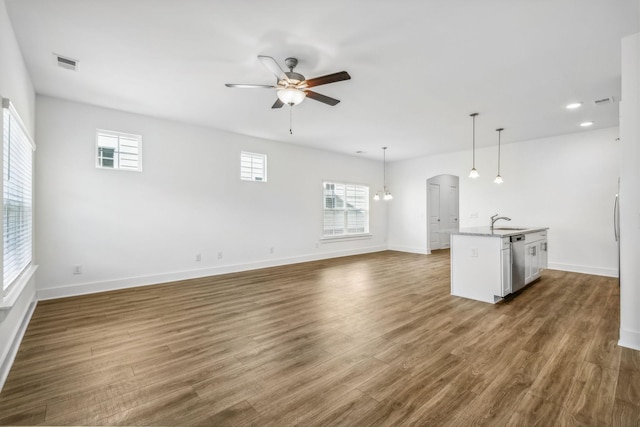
(270, 247), (275, 254)
(218, 252), (223, 259)
(195, 253), (201, 262)
(470, 212), (478, 219)
(72, 265), (82, 275)
(470, 248), (478, 257)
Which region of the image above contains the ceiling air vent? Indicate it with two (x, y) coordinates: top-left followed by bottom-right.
(54, 54), (78, 71)
(594, 96), (614, 106)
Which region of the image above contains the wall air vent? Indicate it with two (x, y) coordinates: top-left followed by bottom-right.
(53, 54), (78, 71)
(594, 96), (615, 106)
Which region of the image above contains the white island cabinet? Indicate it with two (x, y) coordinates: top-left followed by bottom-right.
(524, 231), (548, 284)
(451, 227), (549, 304)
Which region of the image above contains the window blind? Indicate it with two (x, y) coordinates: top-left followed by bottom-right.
(2, 99), (35, 291)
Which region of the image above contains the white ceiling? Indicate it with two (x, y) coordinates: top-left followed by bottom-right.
(5, 0), (639, 161)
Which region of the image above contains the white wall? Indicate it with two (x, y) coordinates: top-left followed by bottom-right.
(0, 2), (33, 133)
(0, 0), (37, 390)
(35, 96), (387, 298)
(388, 127), (620, 277)
(620, 32), (640, 350)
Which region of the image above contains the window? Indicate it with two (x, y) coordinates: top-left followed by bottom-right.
(96, 129), (141, 171)
(323, 182), (369, 237)
(240, 151), (267, 182)
(2, 99), (35, 292)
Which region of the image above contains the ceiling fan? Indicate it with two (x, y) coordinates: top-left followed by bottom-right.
(225, 55), (351, 108)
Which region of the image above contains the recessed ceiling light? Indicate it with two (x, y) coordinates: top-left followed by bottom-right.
(566, 102), (582, 109)
(580, 121), (594, 127)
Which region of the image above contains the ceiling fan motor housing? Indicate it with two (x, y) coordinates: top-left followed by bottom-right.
(283, 57), (304, 84)
(284, 71), (305, 84)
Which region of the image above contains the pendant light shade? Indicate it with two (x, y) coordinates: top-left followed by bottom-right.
(374, 147), (392, 201)
(494, 127), (504, 184)
(469, 113), (479, 179)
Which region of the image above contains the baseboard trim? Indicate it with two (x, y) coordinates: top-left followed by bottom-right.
(619, 327), (640, 351)
(0, 292), (37, 392)
(37, 246), (388, 301)
(387, 245), (428, 255)
(547, 262), (618, 278)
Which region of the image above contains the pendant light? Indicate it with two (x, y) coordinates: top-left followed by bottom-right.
(469, 113), (479, 178)
(494, 128), (504, 184)
(374, 147), (393, 201)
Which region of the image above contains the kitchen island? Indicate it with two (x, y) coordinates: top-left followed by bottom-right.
(450, 226), (548, 303)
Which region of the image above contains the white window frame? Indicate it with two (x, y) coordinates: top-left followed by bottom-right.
(322, 181), (370, 238)
(2, 98), (36, 300)
(95, 129), (142, 171)
(240, 151), (267, 182)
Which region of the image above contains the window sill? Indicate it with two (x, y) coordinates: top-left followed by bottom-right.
(320, 234), (373, 243)
(0, 264), (38, 310)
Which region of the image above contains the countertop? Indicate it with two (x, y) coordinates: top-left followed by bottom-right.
(452, 226), (549, 238)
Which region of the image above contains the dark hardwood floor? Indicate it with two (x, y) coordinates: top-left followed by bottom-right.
(0, 250), (638, 426)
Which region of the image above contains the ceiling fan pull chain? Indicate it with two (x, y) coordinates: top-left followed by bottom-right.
(290, 105), (293, 135)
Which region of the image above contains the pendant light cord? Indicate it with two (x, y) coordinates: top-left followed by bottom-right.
(383, 147), (387, 189)
(472, 114), (476, 168)
(497, 129), (502, 174)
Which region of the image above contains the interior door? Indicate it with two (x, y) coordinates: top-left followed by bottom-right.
(440, 184), (459, 248)
(428, 183), (441, 250)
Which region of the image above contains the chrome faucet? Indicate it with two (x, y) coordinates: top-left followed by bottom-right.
(490, 213), (511, 229)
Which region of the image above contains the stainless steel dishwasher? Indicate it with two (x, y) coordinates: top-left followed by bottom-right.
(510, 234), (526, 293)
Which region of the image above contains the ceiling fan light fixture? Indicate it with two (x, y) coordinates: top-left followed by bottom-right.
(277, 87), (306, 105)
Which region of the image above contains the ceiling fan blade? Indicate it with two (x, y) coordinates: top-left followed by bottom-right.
(258, 55), (289, 82)
(305, 90), (340, 106)
(272, 98), (285, 109)
(303, 71), (351, 88)
(225, 84), (276, 89)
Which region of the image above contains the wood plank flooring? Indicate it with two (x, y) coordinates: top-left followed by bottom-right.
(0, 250), (638, 426)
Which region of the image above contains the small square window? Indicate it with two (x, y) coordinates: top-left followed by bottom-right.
(241, 151), (267, 182)
(96, 129), (142, 171)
